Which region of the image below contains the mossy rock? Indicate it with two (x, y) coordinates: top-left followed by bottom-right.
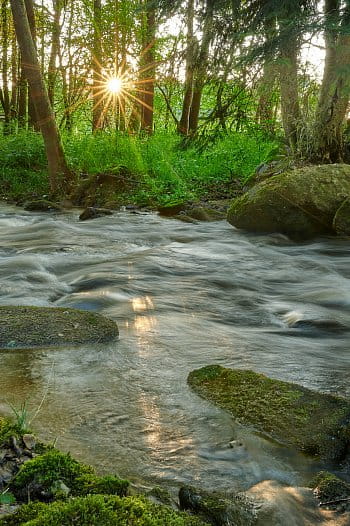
(227, 164), (350, 239)
(179, 485), (256, 526)
(188, 365), (350, 460)
(332, 197), (350, 235)
(0, 306), (118, 349)
(23, 200), (61, 212)
(0, 495), (209, 525)
(10, 449), (128, 502)
(311, 471), (350, 505)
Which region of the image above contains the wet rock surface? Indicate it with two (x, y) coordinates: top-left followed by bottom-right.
(188, 365), (350, 461)
(23, 200), (61, 212)
(0, 306), (119, 349)
(179, 485), (256, 526)
(79, 206), (114, 221)
(227, 164), (350, 239)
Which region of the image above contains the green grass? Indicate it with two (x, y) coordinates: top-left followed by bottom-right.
(0, 130), (278, 205)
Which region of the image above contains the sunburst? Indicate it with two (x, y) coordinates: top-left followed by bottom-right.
(91, 57), (158, 130)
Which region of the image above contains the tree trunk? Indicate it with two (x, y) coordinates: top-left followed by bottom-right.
(17, 60), (28, 128)
(1, 0), (11, 134)
(188, 0), (214, 135)
(92, 0), (104, 132)
(256, 18), (278, 134)
(311, 0), (350, 162)
(278, 31), (301, 151)
(140, 5), (156, 134)
(24, 0), (38, 129)
(10, 30), (18, 122)
(178, 0), (195, 135)
(48, 0), (62, 106)
(10, 0), (72, 193)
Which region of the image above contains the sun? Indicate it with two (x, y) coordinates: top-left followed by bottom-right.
(106, 77), (123, 94)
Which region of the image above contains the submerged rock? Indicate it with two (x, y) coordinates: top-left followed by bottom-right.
(79, 207), (113, 221)
(188, 365), (350, 461)
(23, 200), (61, 212)
(227, 164), (350, 239)
(0, 306), (118, 349)
(311, 471), (350, 512)
(179, 485), (256, 526)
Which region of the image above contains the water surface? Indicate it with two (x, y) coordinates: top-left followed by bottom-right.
(1, 203), (350, 494)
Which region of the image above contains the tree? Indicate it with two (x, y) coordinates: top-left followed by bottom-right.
(10, 0), (72, 193)
(312, 0), (350, 162)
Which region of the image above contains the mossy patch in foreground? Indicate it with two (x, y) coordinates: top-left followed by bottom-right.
(188, 365), (350, 460)
(0, 306), (118, 349)
(10, 449), (129, 501)
(0, 495), (209, 526)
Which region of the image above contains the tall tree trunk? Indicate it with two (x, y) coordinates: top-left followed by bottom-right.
(278, 29), (301, 151)
(24, 0), (38, 129)
(92, 0), (103, 132)
(17, 60), (28, 128)
(178, 0), (195, 135)
(48, 0), (62, 106)
(10, 0), (72, 193)
(256, 17), (277, 134)
(188, 0), (214, 135)
(312, 0), (350, 162)
(10, 30), (18, 121)
(140, 5), (156, 134)
(1, 0), (11, 134)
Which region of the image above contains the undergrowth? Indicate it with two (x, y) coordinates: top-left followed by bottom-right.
(0, 130), (278, 205)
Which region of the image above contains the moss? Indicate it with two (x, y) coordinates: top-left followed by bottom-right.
(10, 449), (128, 503)
(11, 449), (93, 499)
(73, 474), (129, 497)
(0, 495), (209, 525)
(227, 164), (350, 239)
(0, 418), (28, 446)
(311, 471), (350, 503)
(188, 365), (350, 460)
(0, 306), (118, 349)
(179, 485), (255, 526)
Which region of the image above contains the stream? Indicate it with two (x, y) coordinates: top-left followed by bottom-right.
(1, 202), (350, 497)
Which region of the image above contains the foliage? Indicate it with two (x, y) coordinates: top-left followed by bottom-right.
(0, 130), (278, 205)
(0, 417), (28, 447)
(0, 495), (209, 525)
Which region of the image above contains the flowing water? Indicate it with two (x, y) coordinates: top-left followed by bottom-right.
(1, 203), (350, 498)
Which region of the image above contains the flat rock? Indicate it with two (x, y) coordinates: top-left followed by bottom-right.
(188, 365), (350, 460)
(0, 306), (118, 349)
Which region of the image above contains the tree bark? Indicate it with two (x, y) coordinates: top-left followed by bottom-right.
(178, 0), (195, 135)
(1, 0), (11, 134)
(188, 0), (214, 135)
(22, 0), (38, 129)
(92, 0), (104, 132)
(48, 0), (62, 106)
(140, 5), (156, 134)
(278, 30), (301, 151)
(10, 0), (72, 193)
(311, 0), (350, 162)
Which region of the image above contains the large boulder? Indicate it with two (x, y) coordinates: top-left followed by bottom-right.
(0, 306), (118, 349)
(227, 164), (350, 239)
(188, 365), (350, 461)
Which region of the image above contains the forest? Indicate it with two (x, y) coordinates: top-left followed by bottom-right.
(1, 2), (350, 526)
(0, 0), (349, 205)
